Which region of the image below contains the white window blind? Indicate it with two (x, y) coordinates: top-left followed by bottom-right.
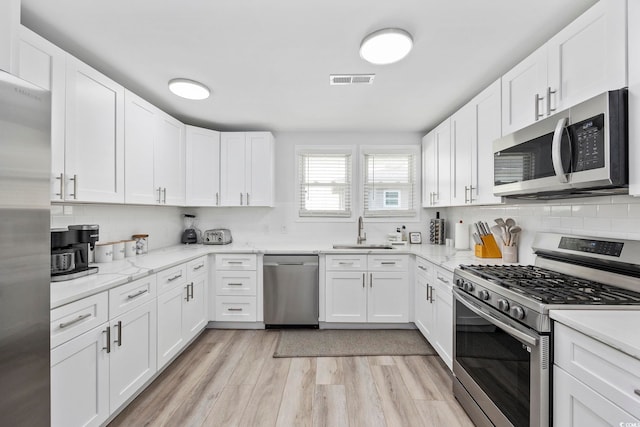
(363, 153), (416, 217)
(298, 153), (352, 217)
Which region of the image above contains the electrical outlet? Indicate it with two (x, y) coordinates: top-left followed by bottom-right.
(280, 225), (288, 234)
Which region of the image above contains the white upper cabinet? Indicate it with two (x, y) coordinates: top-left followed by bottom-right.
(65, 55), (125, 203)
(422, 119), (451, 207)
(450, 102), (474, 206)
(220, 132), (274, 207)
(18, 27), (67, 201)
(185, 126), (220, 206)
(502, 0), (627, 135)
(0, 0), (19, 74)
(124, 90), (185, 206)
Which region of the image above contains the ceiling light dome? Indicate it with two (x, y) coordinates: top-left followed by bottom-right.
(168, 78), (210, 100)
(359, 28), (413, 65)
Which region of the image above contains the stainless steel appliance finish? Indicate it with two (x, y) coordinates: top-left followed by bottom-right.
(493, 89), (628, 199)
(51, 224), (99, 281)
(452, 232), (640, 427)
(263, 255), (319, 327)
(203, 228), (232, 245)
(0, 70), (51, 426)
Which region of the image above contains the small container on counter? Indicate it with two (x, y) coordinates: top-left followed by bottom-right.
(124, 239), (137, 257)
(95, 242), (113, 263)
(502, 245), (518, 263)
(132, 234), (149, 255)
(112, 241), (125, 260)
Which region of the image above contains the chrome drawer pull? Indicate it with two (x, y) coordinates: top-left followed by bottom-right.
(59, 313), (92, 329)
(418, 265), (427, 271)
(167, 273), (183, 282)
(115, 321), (122, 347)
(55, 173), (64, 199)
(338, 262), (354, 265)
(127, 289), (149, 299)
(380, 262), (396, 265)
(194, 264), (204, 270)
(437, 275), (449, 284)
(228, 283), (244, 286)
(227, 261), (244, 265)
(635, 389), (640, 397)
(228, 308), (243, 312)
(103, 326), (111, 353)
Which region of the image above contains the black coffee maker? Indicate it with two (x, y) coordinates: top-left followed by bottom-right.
(51, 224), (100, 281)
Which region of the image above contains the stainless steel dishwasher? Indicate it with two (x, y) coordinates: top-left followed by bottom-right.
(263, 254), (319, 328)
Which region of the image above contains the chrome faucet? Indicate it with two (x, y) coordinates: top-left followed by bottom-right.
(357, 216), (366, 244)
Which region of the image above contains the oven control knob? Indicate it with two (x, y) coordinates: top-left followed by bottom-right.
(464, 282), (474, 292)
(478, 290), (490, 301)
(455, 278), (464, 288)
(497, 299), (510, 312)
(511, 306), (525, 320)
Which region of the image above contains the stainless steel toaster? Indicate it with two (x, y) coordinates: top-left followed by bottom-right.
(203, 228), (232, 245)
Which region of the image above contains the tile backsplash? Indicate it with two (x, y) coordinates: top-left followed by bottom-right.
(435, 194), (640, 264)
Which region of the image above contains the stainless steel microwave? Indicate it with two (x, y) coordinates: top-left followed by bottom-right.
(493, 89), (628, 199)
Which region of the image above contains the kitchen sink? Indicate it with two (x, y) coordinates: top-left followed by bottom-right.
(332, 244), (395, 250)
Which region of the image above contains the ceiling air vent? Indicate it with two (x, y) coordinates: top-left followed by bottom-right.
(329, 74), (375, 85)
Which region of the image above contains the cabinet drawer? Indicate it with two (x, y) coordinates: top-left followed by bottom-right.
(187, 256), (207, 279)
(51, 292), (109, 348)
(215, 254), (257, 270)
(415, 257), (433, 277)
(555, 323), (640, 419)
(215, 270), (257, 296)
(215, 296), (257, 322)
(109, 275), (157, 318)
(326, 254), (367, 271)
(157, 263), (187, 294)
(434, 266), (454, 291)
(368, 254), (409, 272)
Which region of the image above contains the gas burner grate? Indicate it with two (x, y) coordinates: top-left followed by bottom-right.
(460, 264), (640, 305)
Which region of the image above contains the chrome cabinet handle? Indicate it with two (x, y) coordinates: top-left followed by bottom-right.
(534, 93), (545, 120)
(437, 274), (449, 284)
(246, 193), (250, 206)
(162, 187), (167, 204)
(189, 282), (194, 299)
(468, 185), (475, 203)
(634, 389), (640, 397)
(59, 313), (92, 329)
(362, 273), (365, 288)
(127, 289), (149, 299)
(369, 273), (373, 288)
(184, 284), (190, 302)
(115, 321), (122, 347)
(240, 192), (243, 205)
(429, 285), (434, 303)
(103, 326), (111, 353)
(228, 308), (243, 312)
(464, 186), (469, 204)
(216, 192), (219, 206)
(194, 264), (204, 270)
(227, 261), (243, 265)
(69, 174), (78, 199)
(546, 87), (557, 115)
(167, 273), (183, 282)
(157, 187), (162, 204)
(380, 262), (396, 265)
(228, 283), (243, 286)
(55, 173), (64, 199)
(338, 261), (354, 265)
(418, 265), (427, 271)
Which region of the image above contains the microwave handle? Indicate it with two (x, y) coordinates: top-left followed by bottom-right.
(551, 117), (569, 183)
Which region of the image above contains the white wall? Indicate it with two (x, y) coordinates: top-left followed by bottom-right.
(433, 194), (640, 264)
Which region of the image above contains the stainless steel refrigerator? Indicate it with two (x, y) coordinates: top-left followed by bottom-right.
(0, 69), (51, 425)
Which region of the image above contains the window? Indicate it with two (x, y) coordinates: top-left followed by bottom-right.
(363, 151), (417, 217)
(297, 152), (352, 217)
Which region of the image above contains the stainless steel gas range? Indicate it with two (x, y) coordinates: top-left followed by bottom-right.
(452, 232), (640, 427)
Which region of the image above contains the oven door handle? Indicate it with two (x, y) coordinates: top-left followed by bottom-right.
(456, 292), (538, 347)
(551, 117), (570, 184)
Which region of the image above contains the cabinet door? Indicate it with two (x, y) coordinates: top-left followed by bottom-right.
(471, 79), (503, 205)
(65, 55), (124, 203)
(368, 272), (409, 323)
(547, 0), (627, 113)
(554, 367), (639, 427)
(245, 132), (274, 206)
(450, 103), (474, 206)
(155, 112), (185, 206)
(422, 132), (437, 207)
(109, 301), (157, 412)
(433, 269), (454, 370)
(433, 119), (451, 206)
(220, 132), (247, 206)
(51, 324), (109, 427)
(185, 126), (220, 206)
(414, 273), (434, 340)
(183, 276), (207, 342)
(18, 27), (67, 201)
(325, 271), (367, 322)
(157, 284), (186, 369)
(501, 46), (547, 135)
(124, 90), (157, 204)
(0, 0), (19, 74)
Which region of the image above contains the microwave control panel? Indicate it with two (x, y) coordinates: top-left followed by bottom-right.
(570, 114), (605, 172)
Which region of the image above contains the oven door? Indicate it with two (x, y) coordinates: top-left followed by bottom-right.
(453, 290), (550, 427)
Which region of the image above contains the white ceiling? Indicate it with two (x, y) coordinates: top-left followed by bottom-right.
(21, 0), (598, 133)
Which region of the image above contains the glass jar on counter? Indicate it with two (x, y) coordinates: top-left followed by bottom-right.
(132, 234), (149, 255)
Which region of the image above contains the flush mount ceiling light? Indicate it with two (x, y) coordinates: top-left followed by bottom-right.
(359, 28), (413, 65)
(168, 78), (210, 100)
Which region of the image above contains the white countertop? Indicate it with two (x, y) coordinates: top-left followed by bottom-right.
(50, 241), (510, 309)
(550, 309), (640, 360)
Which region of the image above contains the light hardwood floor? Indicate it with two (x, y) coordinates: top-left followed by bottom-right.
(109, 329), (474, 427)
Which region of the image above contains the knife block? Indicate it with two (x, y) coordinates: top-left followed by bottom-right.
(474, 234), (502, 258)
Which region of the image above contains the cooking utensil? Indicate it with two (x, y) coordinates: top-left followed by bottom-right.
(490, 225), (507, 245)
(505, 218), (516, 228)
(508, 225), (522, 246)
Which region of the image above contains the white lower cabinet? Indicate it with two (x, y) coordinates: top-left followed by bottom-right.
(213, 254), (258, 322)
(325, 255), (409, 323)
(51, 324), (109, 427)
(553, 323), (640, 425)
(109, 300), (157, 412)
(414, 258), (434, 339)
